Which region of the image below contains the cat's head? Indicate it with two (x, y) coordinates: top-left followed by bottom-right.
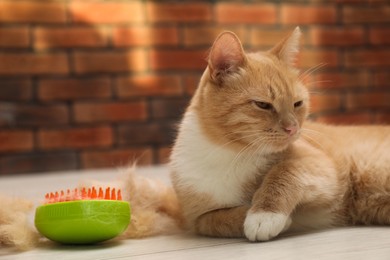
(192, 27), (309, 154)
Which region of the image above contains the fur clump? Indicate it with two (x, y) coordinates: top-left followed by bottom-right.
(120, 168), (183, 238)
(77, 166), (184, 239)
(0, 195), (39, 250)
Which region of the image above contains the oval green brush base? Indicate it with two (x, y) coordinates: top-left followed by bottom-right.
(35, 200), (131, 244)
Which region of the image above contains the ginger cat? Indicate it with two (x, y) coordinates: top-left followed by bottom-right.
(170, 27), (390, 241)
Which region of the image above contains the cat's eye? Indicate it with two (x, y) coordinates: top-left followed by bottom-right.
(294, 101), (303, 108)
(254, 101), (273, 110)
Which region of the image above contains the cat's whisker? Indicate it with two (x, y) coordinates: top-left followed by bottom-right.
(201, 132), (262, 163)
(182, 131), (271, 175)
(304, 80), (333, 88)
(246, 139), (270, 166)
(307, 89), (326, 95)
(229, 142), (254, 171)
(230, 135), (270, 170)
(231, 132), (282, 170)
(232, 145), (252, 167)
(301, 128), (329, 138)
(300, 63), (327, 77)
(300, 132), (326, 150)
(219, 132), (262, 147)
(221, 130), (264, 139)
(299, 63), (327, 83)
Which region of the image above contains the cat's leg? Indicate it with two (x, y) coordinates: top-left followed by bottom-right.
(243, 147), (340, 242)
(195, 205), (250, 238)
(244, 210), (292, 241)
(243, 164), (302, 241)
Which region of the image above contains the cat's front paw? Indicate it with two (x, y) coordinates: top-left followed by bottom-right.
(243, 211), (292, 242)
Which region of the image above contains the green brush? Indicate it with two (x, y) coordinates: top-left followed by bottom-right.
(35, 187), (130, 244)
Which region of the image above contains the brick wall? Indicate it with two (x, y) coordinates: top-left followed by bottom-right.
(0, 0), (389, 175)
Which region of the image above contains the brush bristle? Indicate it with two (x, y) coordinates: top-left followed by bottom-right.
(44, 186), (122, 204)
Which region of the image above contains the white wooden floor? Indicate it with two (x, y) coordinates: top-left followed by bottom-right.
(1, 166), (390, 260)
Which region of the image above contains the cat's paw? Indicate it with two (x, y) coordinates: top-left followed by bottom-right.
(243, 211), (291, 242)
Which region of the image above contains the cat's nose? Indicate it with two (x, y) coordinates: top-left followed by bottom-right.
(283, 125), (298, 136)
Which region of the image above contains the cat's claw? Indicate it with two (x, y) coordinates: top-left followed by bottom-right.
(244, 211), (292, 242)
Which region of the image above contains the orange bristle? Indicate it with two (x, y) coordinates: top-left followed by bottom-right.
(81, 188), (87, 199)
(111, 188), (116, 200)
(91, 187), (97, 199)
(43, 187), (123, 204)
(65, 189), (71, 201)
(60, 190), (65, 202)
(105, 187), (110, 200)
(98, 187), (104, 199)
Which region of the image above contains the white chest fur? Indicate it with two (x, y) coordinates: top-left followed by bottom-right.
(170, 111), (269, 207)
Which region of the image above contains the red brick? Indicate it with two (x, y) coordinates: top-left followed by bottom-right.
(151, 98), (189, 119)
(0, 1), (66, 23)
(147, 2), (212, 23)
(216, 3), (276, 24)
(0, 152), (77, 174)
(73, 50), (147, 74)
(250, 28), (303, 48)
(343, 6), (390, 24)
(0, 130), (33, 152)
(336, 0), (388, 3)
(38, 78), (111, 101)
(369, 28), (390, 45)
(345, 51), (390, 67)
(38, 126), (113, 150)
(183, 74), (201, 95)
(309, 27), (364, 46)
(34, 27), (108, 49)
(149, 50), (207, 71)
(0, 53), (68, 75)
(298, 50), (339, 69)
(310, 93), (342, 113)
(81, 148), (153, 169)
(116, 75), (182, 98)
(74, 102), (147, 123)
(0, 79), (32, 100)
(0, 104), (69, 126)
(0, 27), (30, 48)
(311, 71), (369, 89)
(113, 26), (178, 47)
(315, 112), (373, 125)
(281, 5), (337, 24)
(183, 26), (246, 47)
(373, 71), (390, 88)
(118, 123), (175, 145)
(347, 91), (390, 110)
(375, 113), (390, 124)
(70, 1), (144, 24)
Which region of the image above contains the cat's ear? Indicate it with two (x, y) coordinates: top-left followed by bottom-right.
(270, 27), (301, 67)
(208, 31), (246, 84)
